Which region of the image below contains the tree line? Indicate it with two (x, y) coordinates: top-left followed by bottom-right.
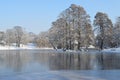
(48, 4), (120, 50)
(0, 26), (51, 48)
(0, 4), (120, 50)
(0, 26), (36, 47)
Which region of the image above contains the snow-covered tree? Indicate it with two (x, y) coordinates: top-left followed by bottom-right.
(5, 29), (15, 46)
(49, 4), (94, 50)
(13, 26), (24, 47)
(94, 12), (113, 49)
(0, 31), (5, 45)
(35, 32), (50, 48)
(28, 32), (37, 43)
(113, 17), (120, 47)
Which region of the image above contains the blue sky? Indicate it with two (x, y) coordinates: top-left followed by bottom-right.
(0, 0), (119, 34)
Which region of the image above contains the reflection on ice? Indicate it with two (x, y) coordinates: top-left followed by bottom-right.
(0, 50), (120, 78)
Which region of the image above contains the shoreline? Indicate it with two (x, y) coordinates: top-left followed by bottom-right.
(0, 45), (53, 50)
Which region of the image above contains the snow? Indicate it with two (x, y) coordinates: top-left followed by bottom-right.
(102, 47), (120, 53)
(88, 45), (95, 48)
(0, 45), (38, 50)
(0, 43), (53, 50)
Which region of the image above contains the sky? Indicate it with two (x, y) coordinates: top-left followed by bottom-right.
(0, 0), (120, 34)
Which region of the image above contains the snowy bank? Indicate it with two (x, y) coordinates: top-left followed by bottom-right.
(0, 43), (53, 50)
(0, 45), (39, 50)
(102, 47), (120, 53)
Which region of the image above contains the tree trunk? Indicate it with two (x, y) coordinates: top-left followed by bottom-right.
(49, 40), (57, 50)
(100, 39), (104, 50)
(78, 42), (80, 50)
(69, 38), (72, 50)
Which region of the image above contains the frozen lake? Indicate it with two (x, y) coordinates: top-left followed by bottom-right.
(0, 50), (120, 80)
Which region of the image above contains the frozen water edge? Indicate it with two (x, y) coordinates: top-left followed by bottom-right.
(0, 70), (119, 80)
(102, 47), (120, 53)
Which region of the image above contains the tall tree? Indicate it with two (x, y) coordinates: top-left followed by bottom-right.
(94, 12), (113, 49)
(49, 4), (94, 50)
(49, 19), (64, 49)
(113, 17), (120, 47)
(60, 4), (94, 50)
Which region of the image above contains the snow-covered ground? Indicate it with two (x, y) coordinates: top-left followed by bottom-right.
(0, 43), (53, 50)
(102, 47), (120, 53)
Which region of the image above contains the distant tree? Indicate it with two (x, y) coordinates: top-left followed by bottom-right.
(94, 12), (113, 49)
(5, 29), (15, 46)
(0, 31), (5, 45)
(21, 31), (29, 45)
(13, 26), (24, 47)
(35, 32), (50, 48)
(28, 32), (37, 43)
(5, 27), (37, 47)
